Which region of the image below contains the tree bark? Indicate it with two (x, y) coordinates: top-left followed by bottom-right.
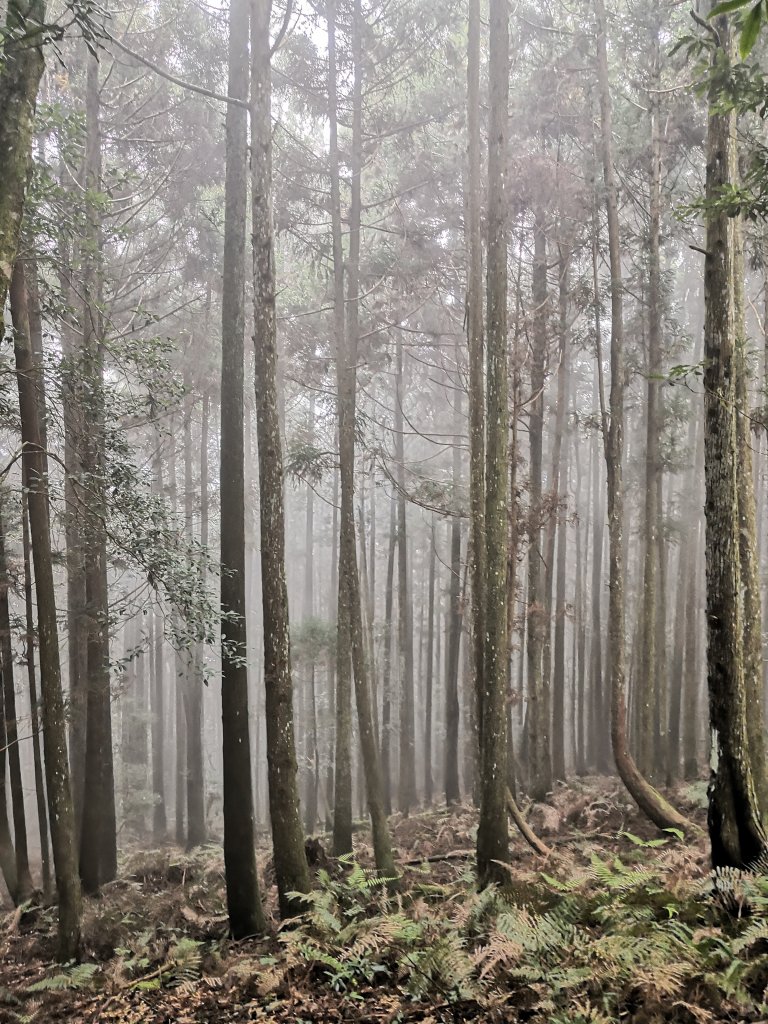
(251, 0), (311, 914)
(594, 0), (690, 834)
(477, 0), (510, 887)
(11, 258), (81, 961)
(78, 52), (117, 894)
(703, 3), (767, 867)
(220, 0), (265, 938)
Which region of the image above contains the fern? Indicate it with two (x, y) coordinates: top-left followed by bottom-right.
(28, 962), (99, 993)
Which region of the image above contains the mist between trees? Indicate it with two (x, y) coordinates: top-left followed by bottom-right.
(0, 0), (767, 990)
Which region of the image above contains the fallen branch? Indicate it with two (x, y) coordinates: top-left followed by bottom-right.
(506, 789), (552, 858)
(402, 849), (474, 866)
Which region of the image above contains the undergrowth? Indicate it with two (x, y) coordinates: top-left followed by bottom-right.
(13, 830), (768, 1023)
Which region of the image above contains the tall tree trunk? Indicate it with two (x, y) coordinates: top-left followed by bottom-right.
(151, 436), (167, 841)
(251, 0), (311, 914)
(326, 0), (352, 857)
(638, 38), (663, 781)
(424, 517), (436, 805)
(22, 484), (51, 894)
(395, 334), (416, 814)
(466, 0), (486, 758)
(445, 396), (463, 806)
(477, 0), (510, 886)
(526, 208), (552, 800)
(79, 53), (117, 894)
(183, 387), (206, 849)
(551, 248), (571, 782)
(381, 496), (396, 815)
(703, 3), (767, 866)
(304, 395), (319, 834)
(220, 0), (265, 937)
(594, 0), (689, 834)
(0, 0), (47, 340)
(11, 259), (81, 961)
(334, 0), (395, 874)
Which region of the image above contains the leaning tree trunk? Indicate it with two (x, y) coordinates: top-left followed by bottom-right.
(702, 4), (767, 868)
(594, 0), (691, 835)
(251, 0), (311, 915)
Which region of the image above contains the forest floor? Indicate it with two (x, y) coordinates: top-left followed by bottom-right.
(2, 776), (766, 1024)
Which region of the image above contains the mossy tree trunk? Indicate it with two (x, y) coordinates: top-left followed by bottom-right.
(703, 4), (768, 868)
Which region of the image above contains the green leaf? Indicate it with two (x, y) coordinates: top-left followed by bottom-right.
(709, 0), (752, 16)
(740, 1), (763, 57)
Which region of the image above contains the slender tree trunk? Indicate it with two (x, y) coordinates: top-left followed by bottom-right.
(0, 495), (32, 898)
(381, 496), (396, 815)
(638, 38), (663, 781)
(251, 0), (310, 913)
(551, 249), (571, 782)
(395, 334), (416, 814)
(220, 0), (265, 936)
(424, 517), (436, 805)
(151, 436), (167, 841)
(21, 484), (51, 894)
(326, 0), (352, 856)
(477, 0), (510, 886)
(11, 258), (81, 961)
(304, 395), (319, 834)
(183, 387), (206, 849)
(79, 53), (117, 893)
(445, 396), (463, 806)
(526, 208), (552, 800)
(334, 0), (395, 874)
(466, 0), (486, 758)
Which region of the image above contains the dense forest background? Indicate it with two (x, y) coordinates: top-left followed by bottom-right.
(2, 0), (768, 1020)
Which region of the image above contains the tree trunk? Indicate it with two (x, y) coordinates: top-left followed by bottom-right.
(183, 387), (206, 849)
(424, 517), (436, 805)
(477, 0), (510, 886)
(334, 0), (395, 875)
(381, 495), (396, 815)
(0, 0), (47, 340)
(78, 52), (117, 894)
(551, 249), (571, 783)
(251, 0), (311, 914)
(445, 396), (463, 806)
(594, 0), (690, 834)
(220, 0), (265, 937)
(0, 495), (32, 899)
(11, 258), (81, 961)
(526, 208), (552, 800)
(21, 483), (51, 895)
(466, 0), (486, 758)
(703, 3), (767, 867)
(395, 334), (416, 814)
